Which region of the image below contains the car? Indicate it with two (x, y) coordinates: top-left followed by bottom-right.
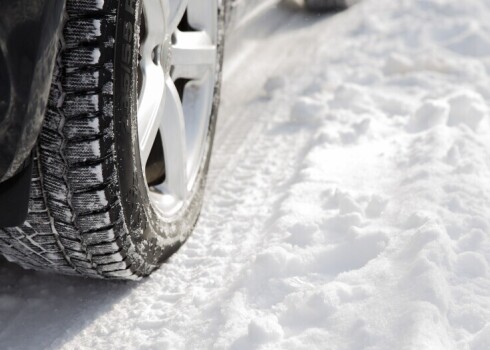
(0, 0), (349, 279)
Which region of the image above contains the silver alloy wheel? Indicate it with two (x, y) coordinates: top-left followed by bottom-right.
(138, 0), (218, 218)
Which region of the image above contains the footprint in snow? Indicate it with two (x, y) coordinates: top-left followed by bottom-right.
(454, 252), (488, 278)
(406, 100), (449, 133)
(312, 231), (389, 276)
(445, 29), (490, 58)
(263, 75), (287, 97)
(447, 90), (489, 131)
(290, 96), (326, 124)
(457, 229), (484, 252)
(471, 325), (490, 350)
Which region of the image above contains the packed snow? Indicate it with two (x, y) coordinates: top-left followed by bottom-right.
(2, 0), (490, 349)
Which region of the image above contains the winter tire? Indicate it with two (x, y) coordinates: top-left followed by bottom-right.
(0, 0), (225, 279)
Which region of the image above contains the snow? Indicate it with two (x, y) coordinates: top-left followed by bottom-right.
(2, 0), (490, 349)
(95, 0), (105, 10)
(91, 48), (101, 64)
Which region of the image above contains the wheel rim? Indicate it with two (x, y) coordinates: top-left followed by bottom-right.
(137, 0), (218, 218)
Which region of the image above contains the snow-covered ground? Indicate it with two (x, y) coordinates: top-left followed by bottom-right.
(2, 0), (490, 348)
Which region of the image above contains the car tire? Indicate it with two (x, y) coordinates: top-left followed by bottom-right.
(305, 0), (348, 11)
(0, 0), (225, 279)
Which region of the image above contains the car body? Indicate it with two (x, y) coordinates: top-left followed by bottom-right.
(0, 0), (64, 226)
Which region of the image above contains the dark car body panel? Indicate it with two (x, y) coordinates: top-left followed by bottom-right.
(0, 0), (64, 182)
(0, 0), (64, 226)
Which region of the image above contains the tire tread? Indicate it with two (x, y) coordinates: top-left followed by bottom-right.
(0, 0), (136, 279)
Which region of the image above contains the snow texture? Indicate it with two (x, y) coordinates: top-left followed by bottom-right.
(2, 0), (490, 349)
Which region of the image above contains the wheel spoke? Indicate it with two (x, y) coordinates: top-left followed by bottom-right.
(138, 0), (167, 167)
(165, 0), (188, 33)
(159, 78), (187, 199)
(171, 31), (216, 80)
(141, 0), (166, 59)
(186, 0), (217, 36)
(138, 63), (165, 167)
